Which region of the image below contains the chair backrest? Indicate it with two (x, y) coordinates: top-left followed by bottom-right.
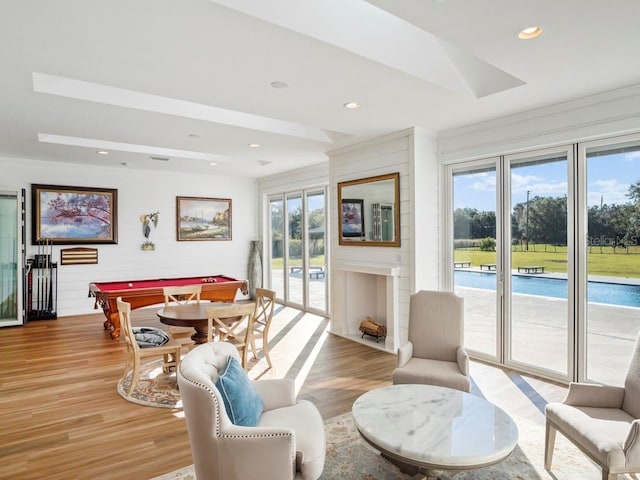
(117, 297), (140, 356)
(163, 284), (201, 307)
(177, 342), (243, 479)
(206, 302), (256, 344)
(253, 288), (276, 332)
(408, 290), (464, 362)
(623, 332), (640, 417)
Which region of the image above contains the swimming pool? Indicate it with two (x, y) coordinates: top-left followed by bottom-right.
(454, 270), (640, 308)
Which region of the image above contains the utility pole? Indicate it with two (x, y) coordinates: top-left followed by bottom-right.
(525, 190), (530, 251)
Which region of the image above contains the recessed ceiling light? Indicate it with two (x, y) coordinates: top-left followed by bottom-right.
(209, 162), (217, 166)
(343, 102), (361, 109)
(270, 81), (288, 89)
(96, 150), (109, 155)
(518, 26), (542, 40)
(188, 133), (201, 138)
(248, 143), (261, 148)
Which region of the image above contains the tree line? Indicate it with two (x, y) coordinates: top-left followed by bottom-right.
(270, 203), (325, 258)
(455, 180), (640, 250)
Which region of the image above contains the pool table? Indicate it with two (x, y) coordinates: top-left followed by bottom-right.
(89, 275), (248, 339)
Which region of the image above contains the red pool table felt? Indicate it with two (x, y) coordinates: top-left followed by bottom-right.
(89, 274), (248, 339)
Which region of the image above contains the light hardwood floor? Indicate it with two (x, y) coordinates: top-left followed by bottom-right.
(0, 304), (568, 480)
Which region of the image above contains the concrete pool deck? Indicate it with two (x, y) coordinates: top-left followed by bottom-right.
(458, 285), (639, 386)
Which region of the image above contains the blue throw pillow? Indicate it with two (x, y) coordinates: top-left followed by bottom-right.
(215, 356), (264, 426)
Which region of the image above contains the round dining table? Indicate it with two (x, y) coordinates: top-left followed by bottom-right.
(157, 303), (244, 344)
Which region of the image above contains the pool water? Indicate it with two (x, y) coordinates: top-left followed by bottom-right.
(454, 270), (640, 308)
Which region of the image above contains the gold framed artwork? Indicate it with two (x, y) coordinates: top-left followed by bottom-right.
(32, 184), (118, 245)
(176, 196), (232, 241)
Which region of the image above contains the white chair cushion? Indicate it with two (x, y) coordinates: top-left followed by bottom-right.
(546, 403), (634, 468)
(392, 357), (471, 392)
(259, 399), (326, 480)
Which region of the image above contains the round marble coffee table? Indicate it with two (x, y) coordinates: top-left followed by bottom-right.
(352, 384), (518, 479)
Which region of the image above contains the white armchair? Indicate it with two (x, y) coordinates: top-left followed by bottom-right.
(545, 334), (640, 480)
(177, 341), (326, 480)
(392, 290), (471, 392)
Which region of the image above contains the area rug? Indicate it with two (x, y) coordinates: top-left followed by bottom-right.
(117, 360), (181, 409)
(151, 411), (628, 480)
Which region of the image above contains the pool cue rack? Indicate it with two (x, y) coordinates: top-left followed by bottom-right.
(26, 241), (58, 320)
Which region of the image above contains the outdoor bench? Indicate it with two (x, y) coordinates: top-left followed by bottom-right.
(517, 265), (545, 274)
(480, 263), (497, 271)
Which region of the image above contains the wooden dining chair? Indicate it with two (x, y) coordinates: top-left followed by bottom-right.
(206, 302), (256, 368)
(117, 297), (181, 395)
(248, 288), (276, 368)
(163, 285), (202, 346)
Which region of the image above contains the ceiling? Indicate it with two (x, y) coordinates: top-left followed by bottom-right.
(2, 0), (640, 178)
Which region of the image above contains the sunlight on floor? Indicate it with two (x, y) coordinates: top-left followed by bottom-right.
(246, 305), (330, 396)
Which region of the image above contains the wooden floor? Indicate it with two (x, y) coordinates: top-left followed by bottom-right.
(0, 304), (568, 480)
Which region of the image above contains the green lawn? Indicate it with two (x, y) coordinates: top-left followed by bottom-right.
(455, 244), (640, 278)
(271, 255), (325, 270)
(270, 247), (640, 278)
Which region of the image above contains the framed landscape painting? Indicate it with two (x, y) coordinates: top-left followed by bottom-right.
(32, 184), (118, 244)
(176, 196), (232, 241)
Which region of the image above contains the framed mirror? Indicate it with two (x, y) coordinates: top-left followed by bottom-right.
(338, 172), (400, 247)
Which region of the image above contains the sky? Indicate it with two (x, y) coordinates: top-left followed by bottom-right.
(453, 150), (640, 212)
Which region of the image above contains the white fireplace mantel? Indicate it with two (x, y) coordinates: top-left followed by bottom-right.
(333, 262), (399, 277)
(330, 262), (400, 353)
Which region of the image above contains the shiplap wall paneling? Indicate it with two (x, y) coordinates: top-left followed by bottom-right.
(2, 157), (257, 316)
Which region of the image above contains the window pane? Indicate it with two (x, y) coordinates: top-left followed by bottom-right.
(586, 143), (640, 385)
(508, 154), (568, 376)
(269, 197), (284, 300)
(307, 190), (326, 312)
(286, 194), (303, 305)
(0, 193), (19, 322)
(453, 166), (498, 358)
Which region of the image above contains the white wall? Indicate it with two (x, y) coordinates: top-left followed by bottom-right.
(328, 128), (439, 351)
(438, 83), (640, 163)
(2, 156), (257, 317)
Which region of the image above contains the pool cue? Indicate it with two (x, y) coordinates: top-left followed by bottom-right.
(39, 240), (44, 316)
(48, 238), (53, 312)
(44, 238), (49, 314)
(35, 240), (41, 315)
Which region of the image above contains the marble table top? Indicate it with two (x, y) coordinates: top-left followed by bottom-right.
(352, 384), (518, 471)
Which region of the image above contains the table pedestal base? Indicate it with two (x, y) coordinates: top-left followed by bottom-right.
(381, 453), (447, 480)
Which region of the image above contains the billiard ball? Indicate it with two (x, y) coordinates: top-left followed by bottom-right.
(128, 282), (133, 287)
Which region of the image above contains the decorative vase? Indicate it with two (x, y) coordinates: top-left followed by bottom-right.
(248, 240), (262, 299)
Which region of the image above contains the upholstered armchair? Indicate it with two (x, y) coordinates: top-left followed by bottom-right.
(392, 290), (471, 392)
(177, 341), (326, 480)
(545, 334), (640, 480)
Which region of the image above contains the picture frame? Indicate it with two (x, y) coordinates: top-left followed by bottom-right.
(32, 184), (118, 245)
(176, 196), (232, 241)
(341, 198), (365, 238)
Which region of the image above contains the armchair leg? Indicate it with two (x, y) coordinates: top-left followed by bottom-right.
(544, 420), (557, 471)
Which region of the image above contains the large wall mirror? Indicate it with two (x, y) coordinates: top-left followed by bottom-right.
(338, 172), (400, 247)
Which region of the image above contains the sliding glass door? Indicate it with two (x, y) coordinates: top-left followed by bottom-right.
(286, 193), (304, 306)
(449, 134), (640, 384)
(269, 197), (284, 300)
(0, 190), (23, 327)
(306, 189), (327, 312)
(505, 148), (573, 378)
(449, 146), (574, 381)
(267, 187), (328, 315)
(452, 160), (499, 361)
(581, 135), (640, 385)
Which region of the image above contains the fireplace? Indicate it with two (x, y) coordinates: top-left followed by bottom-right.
(330, 262), (399, 353)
